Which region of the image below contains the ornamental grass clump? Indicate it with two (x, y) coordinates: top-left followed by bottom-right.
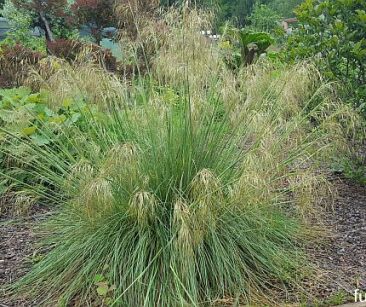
(5, 92), (311, 305)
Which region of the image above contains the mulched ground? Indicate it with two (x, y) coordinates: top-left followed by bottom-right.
(0, 203), (49, 307)
(305, 176), (366, 305)
(0, 175), (365, 306)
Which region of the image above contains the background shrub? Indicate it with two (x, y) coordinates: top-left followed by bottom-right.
(0, 43), (45, 88)
(47, 39), (118, 72)
(248, 3), (281, 33)
(285, 0), (366, 116)
(0, 0), (46, 52)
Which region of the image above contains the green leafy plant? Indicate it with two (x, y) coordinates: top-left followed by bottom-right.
(93, 273), (116, 305)
(323, 290), (350, 306)
(0, 87), (92, 142)
(221, 27), (274, 68)
(0, 87), (101, 213)
(285, 0), (366, 115)
(333, 157), (366, 185)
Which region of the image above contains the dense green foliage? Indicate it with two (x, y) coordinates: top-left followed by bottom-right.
(0, 1), (45, 51)
(268, 0), (303, 17)
(0, 86), (101, 207)
(248, 3), (281, 32)
(286, 0), (366, 115)
(161, 0), (302, 27)
(212, 0), (260, 25)
(11, 0), (71, 42)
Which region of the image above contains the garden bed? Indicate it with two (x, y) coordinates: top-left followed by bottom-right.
(1, 175), (364, 306)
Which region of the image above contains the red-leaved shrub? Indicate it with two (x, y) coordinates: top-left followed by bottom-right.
(47, 39), (118, 72)
(0, 43), (45, 88)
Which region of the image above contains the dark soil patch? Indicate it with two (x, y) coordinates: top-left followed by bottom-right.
(0, 175), (364, 306)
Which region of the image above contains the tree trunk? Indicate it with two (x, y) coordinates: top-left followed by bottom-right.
(245, 48), (257, 66)
(93, 28), (103, 45)
(39, 11), (54, 43)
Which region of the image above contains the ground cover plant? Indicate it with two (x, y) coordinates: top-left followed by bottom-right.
(0, 85), (104, 215)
